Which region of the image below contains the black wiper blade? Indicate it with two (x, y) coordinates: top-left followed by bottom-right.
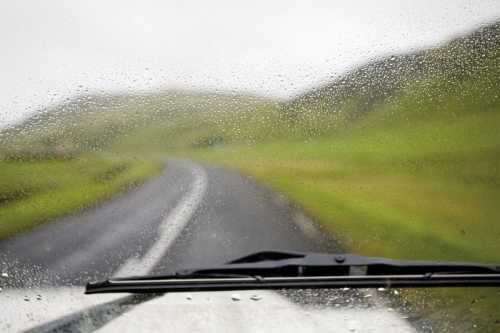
(85, 250), (500, 294)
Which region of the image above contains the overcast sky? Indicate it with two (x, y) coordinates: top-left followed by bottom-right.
(1, 0), (499, 125)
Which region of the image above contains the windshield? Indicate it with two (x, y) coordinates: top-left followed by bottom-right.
(1, 1), (499, 332)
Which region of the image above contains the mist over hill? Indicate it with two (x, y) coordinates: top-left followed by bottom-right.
(2, 21), (499, 157)
(285, 21), (500, 129)
(0, 90), (276, 157)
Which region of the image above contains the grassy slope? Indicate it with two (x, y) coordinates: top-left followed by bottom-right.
(183, 26), (500, 333)
(180, 24), (500, 332)
(184, 23), (500, 265)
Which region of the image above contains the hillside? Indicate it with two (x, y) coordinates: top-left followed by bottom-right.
(0, 91), (276, 157)
(190, 22), (500, 260)
(187, 24), (500, 332)
(3, 22), (499, 157)
(286, 21), (500, 129)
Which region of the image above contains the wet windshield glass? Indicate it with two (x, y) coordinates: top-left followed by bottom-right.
(1, 1), (499, 332)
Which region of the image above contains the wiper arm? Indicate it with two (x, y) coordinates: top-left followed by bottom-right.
(85, 250), (500, 294)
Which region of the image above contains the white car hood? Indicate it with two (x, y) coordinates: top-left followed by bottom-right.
(1, 288), (418, 332)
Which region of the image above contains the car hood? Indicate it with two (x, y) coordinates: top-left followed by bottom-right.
(1, 287), (418, 332)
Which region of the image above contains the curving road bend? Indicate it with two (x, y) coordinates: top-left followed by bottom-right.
(0, 159), (341, 288)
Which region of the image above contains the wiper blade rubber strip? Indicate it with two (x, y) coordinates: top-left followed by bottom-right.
(86, 251), (500, 294)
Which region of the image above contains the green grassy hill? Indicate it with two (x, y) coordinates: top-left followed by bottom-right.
(185, 24), (500, 332)
(185, 23), (500, 265)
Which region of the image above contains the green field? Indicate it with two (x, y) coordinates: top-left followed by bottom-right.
(189, 113), (500, 265)
(180, 24), (500, 331)
(0, 154), (160, 241)
(154, 23), (500, 266)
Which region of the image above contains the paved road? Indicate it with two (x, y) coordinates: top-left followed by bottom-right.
(0, 160), (341, 288)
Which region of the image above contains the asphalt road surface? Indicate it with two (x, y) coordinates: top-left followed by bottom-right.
(0, 160), (341, 288)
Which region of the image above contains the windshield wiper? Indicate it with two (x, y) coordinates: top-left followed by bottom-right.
(85, 250), (500, 294)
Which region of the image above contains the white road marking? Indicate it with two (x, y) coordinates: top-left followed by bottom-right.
(291, 212), (318, 237)
(113, 163), (208, 277)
